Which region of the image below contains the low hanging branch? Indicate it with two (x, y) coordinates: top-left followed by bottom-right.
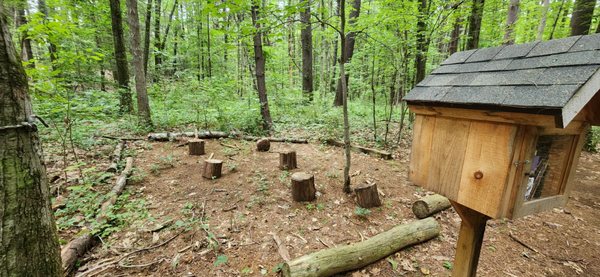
(324, 139), (393, 160)
(61, 157), (135, 276)
(147, 131), (308, 144)
(282, 217), (440, 277)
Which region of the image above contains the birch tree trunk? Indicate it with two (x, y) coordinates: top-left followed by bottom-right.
(0, 6), (62, 275)
(126, 0), (153, 126)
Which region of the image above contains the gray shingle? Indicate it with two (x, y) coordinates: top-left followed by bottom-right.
(441, 49), (477, 65)
(465, 46), (505, 63)
(502, 85), (581, 108)
(431, 64), (460, 74)
(527, 36), (580, 57)
(569, 34), (600, 52)
(494, 41), (538, 60)
(505, 51), (600, 70)
(442, 86), (511, 104)
(452, 59), (512, 73)
(535, 65), (599, 85)
(403, 86), (450, 102)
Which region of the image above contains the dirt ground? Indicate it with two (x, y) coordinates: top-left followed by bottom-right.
(67, 138), (600, 277)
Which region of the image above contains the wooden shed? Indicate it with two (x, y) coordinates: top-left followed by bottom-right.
(404, 33), (600, 220)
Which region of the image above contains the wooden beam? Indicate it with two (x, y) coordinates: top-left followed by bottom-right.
(451, 201), (490, 277)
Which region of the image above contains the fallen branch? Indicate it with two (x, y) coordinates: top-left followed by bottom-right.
(509, 232), (540, 254)
(412, 194), (451, 219)
(147, 131), (308, 144)
(106, 140), (125, 173)
(271, 233), (291, 262)
(100, 135), (144, 141)
(62, 157), (135, 276)
(282, 218), (439, 277)
(324, 139), (392, 160)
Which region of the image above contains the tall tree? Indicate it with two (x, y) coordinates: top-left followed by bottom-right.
(570, 0), (596, 36)
(143, 0), (152, 75)
(503, 0), (519, 45)
(37, 0), (58, 67)
(300, 0), (314, 101)
(537, 0), (550, 41)
(251, 0), (273, 132)
(448, 17), (462, 54)
(415, 0), (429, 84)
(466, 0), (485, 50)
(338, 0), (352, 193)
(126, 0), (153, 126)
(0, 4), (62, 275)
(109, 0), (133, 113)
(333, 0), (361, 107)
(154, 0), (162, 70)
(15, 0), (34, 67)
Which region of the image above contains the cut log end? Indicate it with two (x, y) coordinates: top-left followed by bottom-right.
(256, 138), (270, 152)
(291, 172), (316, 202)
(203, 159), (223, 179)
(188, 139), (206, 156)
(355, 182), (382, 208)
(279, 150), (297, 170)
(412, 194), (451, 219)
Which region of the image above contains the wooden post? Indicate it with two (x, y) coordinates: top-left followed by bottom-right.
(291, 172), (316, 202)
(279, 150), (297, 170)
(188, 139), (205, 155)
(256, 138), (270, 152)
(451, 201), (489, 277)
(202, 159), (222, 179)
(354, 182), (382, 208)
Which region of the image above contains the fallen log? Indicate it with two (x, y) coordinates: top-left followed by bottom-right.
(61, 157), (135, 275)
(412, 194), (451, 219)
(282, 217), (440, 277)
(147, 131), (308, 144)
(106, 140), (125, 173)
(324, 139), (392, 160)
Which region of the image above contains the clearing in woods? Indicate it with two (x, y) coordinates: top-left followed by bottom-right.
(67, 139), (600, 276)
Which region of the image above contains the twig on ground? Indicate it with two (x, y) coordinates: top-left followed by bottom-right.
(317, 237), (332, 248)
(292, 232), (307, 243)
(509, 232), (540, 254)
(270, 233), (291, 262)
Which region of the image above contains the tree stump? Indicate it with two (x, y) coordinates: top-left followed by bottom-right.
(188, 139), (205, 155)
(355, 182), (382, 208)
(256, 138), (270, 152)
(412, 194), (451, 219)
(202, 159), (222, 179)
(291, 172), (316, 202)
(279, 150), (297, 170)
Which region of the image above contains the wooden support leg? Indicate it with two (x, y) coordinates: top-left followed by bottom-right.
(451, 201), (489, 277)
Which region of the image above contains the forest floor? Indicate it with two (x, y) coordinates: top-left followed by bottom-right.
(53, 137), (600, 277)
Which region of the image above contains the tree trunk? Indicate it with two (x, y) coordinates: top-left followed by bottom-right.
(203, 159), (223, 179)
(466, 0), (485, 50)
(291, 172), (316, 202)
(300, 0), (314, 101)
(282, 218), (440, 277)
(154, 0), (162, 71)
(188, 139), (205, 155)
(0, 6), (62, 275)
(251, 1), (273, 132)
(126, 0), (153, 126)
(503, 0), (519, 45)
(412, 194), (451, 219)
(143, 0), (152, 75)
(414, 0), (429, 85)
(570, 0), (595, 36)
(15, 0), (34, 67)
(448, 17), (462, 54)
(548, 0), (566, 39)
(37, 0), (58, 68)
(333, 0), (361, 107)
(536, 0), (550, 41)
(355, 182), (382, 208)
(279, 150), (298, 170)
(206, 12), (212, 78)
(339, 0), (352, 194)
(109, 0), (133, 113)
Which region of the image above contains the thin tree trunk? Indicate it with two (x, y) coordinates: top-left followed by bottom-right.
(206, 12), (212, 77)
(334, 0), (361, 107)
(0, 5), (62, 275)
(370, 55), (377, 141)
(570, 0), (595, 36)
(466, 0), (485, 50)
(126, 0), (153, 126)
(37, 0), (58, 68)
(536, 0), (550, 41)
(414, 0), (429, 84)
(15, 0), (34, 67)
(549, 0), (566, 39)
(503, 0), (519, 45)
(251, 1), (273, 132)
(154, 0), (162, 71)
(143, 0), (152, 75)
(448, 17), (462, 55)
(337, 0), (351, 193)
(109, 0), (133, 113)
(300, 0), (314, 101)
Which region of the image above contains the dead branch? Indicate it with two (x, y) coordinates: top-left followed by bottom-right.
(324, 139), (393, 160)
(270, 233), (291, 262)
(147, 131), (308, 144)
(106, 140), (125, 173)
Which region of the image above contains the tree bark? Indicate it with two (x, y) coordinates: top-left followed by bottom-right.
(503, 0), (520, 45)
(412, 194), (451, 219)
(143, 0), (152, 75)
(37, 0), (58, 68)
(300, 0), (314, 101)
(188, 139), (205, 155)
(570, 0), (595, 36)
(251, 1), (273, 132)
(333, 0), (361, 107)
(291, 172), (316, 202)
(355, 182), (382, 208)
(126, 0), (153, 126)
(256, 137), (271, 151)
(109, 0), (133, 113)
(154, 0), (162, 70)
(448, 17), (462, 54)
(282, 218), (440, 277)
(0, 6), (62, 275)
(279, 150), (298, 170)
(15, 0), (34, 67)
(414, 0), (429, 84)
(466, 0), (485, 50)
(203, 159), (223, 179)
(536, 0), (550, 41)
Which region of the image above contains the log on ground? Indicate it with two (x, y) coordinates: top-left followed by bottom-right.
(324, 139), (392, 160)
(106, 140), (125, 173)
(147, 131), (308, 144)
(412, 194), (451, 219)
(282, 217), (440, 277)
(61, 157), (135, 275)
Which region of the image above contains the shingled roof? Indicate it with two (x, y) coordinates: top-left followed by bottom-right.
(404, 33), (600, 127)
